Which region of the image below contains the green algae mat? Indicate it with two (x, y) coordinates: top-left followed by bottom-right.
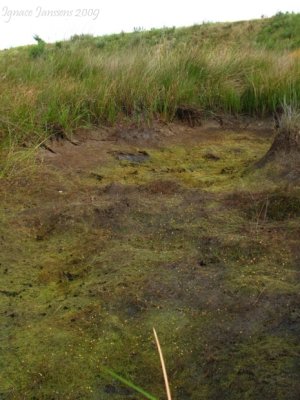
(0, 124), (299, 399)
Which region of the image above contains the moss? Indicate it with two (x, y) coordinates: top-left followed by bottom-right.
(1, 129), (299, 399)
(218, 335), (300, 400)
(93, 132), (269, 191)
(245, 191), (300, 221)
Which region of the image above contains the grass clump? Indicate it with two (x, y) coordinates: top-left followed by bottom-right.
(29, 35), (46, 59)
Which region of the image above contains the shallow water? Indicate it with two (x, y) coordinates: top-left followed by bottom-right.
(0, 126), (299, 400)
(114, 151), (150, 163)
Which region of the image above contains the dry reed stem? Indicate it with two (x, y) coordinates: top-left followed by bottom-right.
(153, 328), (172, 400)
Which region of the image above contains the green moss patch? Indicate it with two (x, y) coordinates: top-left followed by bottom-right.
(0, 129), (299, 399)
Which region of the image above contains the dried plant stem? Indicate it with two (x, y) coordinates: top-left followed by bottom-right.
(153, 328), (172, 400)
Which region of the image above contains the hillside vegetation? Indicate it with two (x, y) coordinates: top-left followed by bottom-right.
(0, 12), (300, 157)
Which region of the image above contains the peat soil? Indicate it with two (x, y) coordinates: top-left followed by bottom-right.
(0, 121), (299, 400)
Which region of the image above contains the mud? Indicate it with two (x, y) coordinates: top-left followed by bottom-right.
(0, 122), (299, 400)
(112, 151), (150, 163)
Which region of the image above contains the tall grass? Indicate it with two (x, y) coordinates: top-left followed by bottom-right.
(0, 17), (300, 153)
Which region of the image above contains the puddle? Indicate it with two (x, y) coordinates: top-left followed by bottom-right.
(113, 151), (150, 163)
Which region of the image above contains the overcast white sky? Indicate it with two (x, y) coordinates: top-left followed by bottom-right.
(1, 0), (300, 49)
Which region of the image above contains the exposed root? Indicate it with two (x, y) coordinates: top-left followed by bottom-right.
(40, 143), (56, 154)
(175, 106), (203, 127)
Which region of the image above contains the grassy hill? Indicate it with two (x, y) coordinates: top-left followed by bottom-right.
(0, 12), (300, 159)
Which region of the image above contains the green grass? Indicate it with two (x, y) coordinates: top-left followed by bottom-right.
(103, 368), (158, 400)
(0, 12), (300, 160)
(257, 12), (300, 50)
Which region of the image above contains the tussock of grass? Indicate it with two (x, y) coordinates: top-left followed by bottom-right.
(256, 104), (300, 170)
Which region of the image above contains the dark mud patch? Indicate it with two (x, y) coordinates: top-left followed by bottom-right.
(269, 295), (300, 335)
(142, 261), (227, 311)
(224, 190), (300, 221)
(290, 241), (300, 268)
(141, 180), (182, 195)
(203, 152), (221, 161)
(246, 193), (300, 221)
(15, 200), (133, 239)
(100, 182), (137, 196)
(112, 126), (163, 143)
(112, 150), (150, 164)
(103, 383), (132, 396)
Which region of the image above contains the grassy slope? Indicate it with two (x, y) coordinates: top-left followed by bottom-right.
(0, 12), (300, 157)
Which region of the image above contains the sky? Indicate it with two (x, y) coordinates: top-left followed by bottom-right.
(1, 0), (300, 49)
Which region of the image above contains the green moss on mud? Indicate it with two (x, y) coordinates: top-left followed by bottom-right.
(93, 132), (269, 191)
(0, 130), (299, 399)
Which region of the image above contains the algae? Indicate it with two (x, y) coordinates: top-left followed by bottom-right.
(0, 129), (299, 399)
